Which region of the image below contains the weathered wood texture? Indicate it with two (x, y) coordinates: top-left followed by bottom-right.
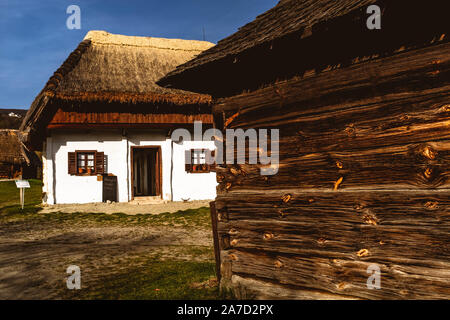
(210, 201), (221, 282)
(48, 109), (213, 127)
(214, 42), (450, 114)
(224, 275), (357, 300)
(216, 191), (450, 299)
(213, 43), (450, 299)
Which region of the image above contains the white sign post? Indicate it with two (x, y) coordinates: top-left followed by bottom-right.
(15, 180), (30, 210)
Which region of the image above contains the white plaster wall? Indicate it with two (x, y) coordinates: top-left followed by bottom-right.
(44, 130), (217, 204)
(42, 140), (52, 204)
(171, 140), (217, 201)
(48, 132), (127, 204)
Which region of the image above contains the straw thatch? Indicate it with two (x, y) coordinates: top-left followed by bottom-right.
(51, 31), (214, 103)
(20, 31), (215, 145)
(158, 0), (376, 85)
(0, 130), (36, 165)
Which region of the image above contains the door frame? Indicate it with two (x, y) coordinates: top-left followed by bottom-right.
(130, 146), (162, 200)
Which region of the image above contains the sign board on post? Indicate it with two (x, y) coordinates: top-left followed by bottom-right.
(15, 180), (30, 189)
(15, 180), (30, 210)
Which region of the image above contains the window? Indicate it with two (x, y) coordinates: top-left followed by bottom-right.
(77, 152), (95, 174)
(185, 149), (215, 173)
(192, 149), (206, 165)
(68, 151), (105, 176)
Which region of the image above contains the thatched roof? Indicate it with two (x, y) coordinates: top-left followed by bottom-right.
(0, 130), (38, 165)
(48, 31), (214, 104)
(20, 31), (215, 145)
(158, 0), (447, 96)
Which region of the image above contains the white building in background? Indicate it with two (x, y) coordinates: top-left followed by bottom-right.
(42, 130), (217, 204)
(20, 31), (217, 204)
(8, 112), (21, 118)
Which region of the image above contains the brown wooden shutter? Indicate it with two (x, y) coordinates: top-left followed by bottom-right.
(68, 152), (76, 175)
(185, 149), (192, 172)
(206, 149), (216, 172)
(205, 149), (214, 164)
(96, 152), (105, 174)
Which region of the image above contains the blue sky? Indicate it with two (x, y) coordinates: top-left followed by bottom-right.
(0, 0), (277, 109)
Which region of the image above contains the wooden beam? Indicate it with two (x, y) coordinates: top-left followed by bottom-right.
(214, 42), (450, 114)
(48, 110), (213, 126)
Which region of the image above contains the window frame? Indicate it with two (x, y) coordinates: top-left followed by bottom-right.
(75, 150), (97, 175)
(68, 150), (105, 176)
(185, 149), (216, 174)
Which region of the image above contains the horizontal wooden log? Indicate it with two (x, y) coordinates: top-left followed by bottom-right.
(220, 84), (450, 135)
(217, 86), (450, 191)
(217, 191), (450, 260)
(218, 140), (450, 191)
(217, 190), (450, 225)
(218, 219), (450, 263)
(226, 249), (450, 300)
(222, 88), (450, 153)
(214, 41), (450, 114)
(225, 275), (357, 300)
(215, 190), (450, 299)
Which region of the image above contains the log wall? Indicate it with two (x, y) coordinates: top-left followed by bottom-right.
(212, 42), (450, 299)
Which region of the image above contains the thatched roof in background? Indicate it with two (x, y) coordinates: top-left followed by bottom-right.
(0, 130), (38, 165)
(158, 0), (376, 86)
(50, 31), (214, 104)
(20, 31), (215, 145)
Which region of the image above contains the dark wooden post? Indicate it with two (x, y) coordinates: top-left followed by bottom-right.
(209, 201), (221, 282)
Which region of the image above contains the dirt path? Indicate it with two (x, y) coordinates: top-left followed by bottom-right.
(40, 200), (211, 215)
(0, 209), (213, 299)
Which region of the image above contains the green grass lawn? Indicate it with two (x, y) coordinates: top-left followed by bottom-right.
(0, 180), (224, 300)
(0, 179), (211, 227)
(0, 179), (42, 214)
(64, 260), (220, 300)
